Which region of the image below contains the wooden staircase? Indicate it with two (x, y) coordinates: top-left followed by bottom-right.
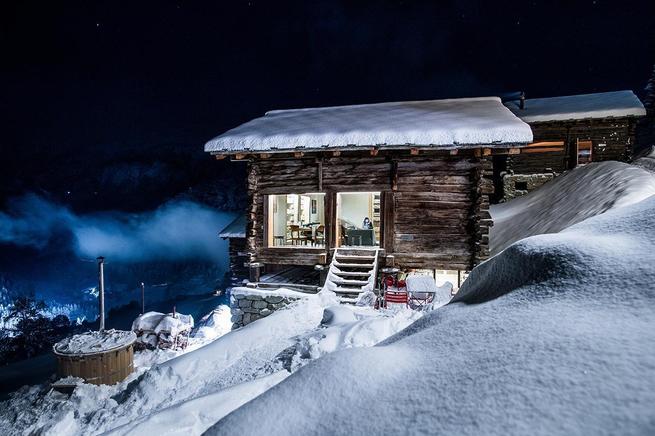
(323, 248), (380, 303)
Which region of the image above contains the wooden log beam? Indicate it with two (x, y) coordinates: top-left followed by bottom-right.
(214, 154), (226, 160)
(520, 147), (565, 154)
(390, 160), (398, 191)
(294, 151), (305, 158)
(410, 148), (420, 156)
(332, 150), (341, 157)
(370, 148), (379, 156)
(234, 153), (247, 160)
(449, 149), (459, 155)
(259, 153), (271, 159)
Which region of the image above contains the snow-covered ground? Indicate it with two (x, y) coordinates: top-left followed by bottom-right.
(206, 182), (655, 435)
(0, 292), (422, 435)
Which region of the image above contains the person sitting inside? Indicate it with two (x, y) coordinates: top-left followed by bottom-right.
(362, 217), (373, 229)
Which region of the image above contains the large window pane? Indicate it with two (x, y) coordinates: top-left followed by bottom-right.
(268, 193), (325, 247)
(337, 192), (380, 247)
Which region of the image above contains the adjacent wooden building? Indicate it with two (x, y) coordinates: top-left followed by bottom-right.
(206, 97), (534, 281)
(501, 91), (646, 201)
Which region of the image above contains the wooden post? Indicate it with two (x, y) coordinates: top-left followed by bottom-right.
(390, 160), (398, 191)
(382, 192), (395, 254)
(315, 265), (327, 287)
(97, 257), (105, 331)
(325, 191), (337, 250)
(317, 158), (323, 191)
(249, 262), (263, 283)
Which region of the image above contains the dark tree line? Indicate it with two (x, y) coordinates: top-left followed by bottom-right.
(0, 297), (80, 365)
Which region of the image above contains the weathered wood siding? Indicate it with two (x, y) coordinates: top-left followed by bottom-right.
(228, 237), (249, 280)
(391, 156), (491, 270)
(507, 117), (639, 174)
(244, 151), (491, 271)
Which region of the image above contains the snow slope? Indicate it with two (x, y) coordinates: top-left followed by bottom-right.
(0, 288), (420, 434)
(206, 196), (655, 436)
(205, 97), (533, 152)
(490, 161), (655, 254)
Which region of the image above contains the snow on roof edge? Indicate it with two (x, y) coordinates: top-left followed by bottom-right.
(219, 215), (246, 239)
(205, 96), (533, 153)
(506, 90), (646, 123)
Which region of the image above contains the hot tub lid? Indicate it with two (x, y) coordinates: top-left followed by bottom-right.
(53, 329), (136, 356)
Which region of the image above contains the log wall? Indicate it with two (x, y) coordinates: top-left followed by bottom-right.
(244, 150), (491, 271)
(507, 117), (638, 174)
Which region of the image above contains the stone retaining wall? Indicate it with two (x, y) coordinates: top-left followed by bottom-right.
(230, 292), (300, 329)
(502, 172), (556, 201)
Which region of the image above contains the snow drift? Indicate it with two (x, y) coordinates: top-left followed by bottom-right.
(206, 195), (655, 435)
(490, 161), (655, 254)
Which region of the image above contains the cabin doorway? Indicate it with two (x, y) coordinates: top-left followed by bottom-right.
(336, 192), (381, 247)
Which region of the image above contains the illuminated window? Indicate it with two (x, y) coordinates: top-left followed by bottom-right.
(577, 140), (593, 165)
(336, 192), (380, 247)
(268, 194), (325, 248)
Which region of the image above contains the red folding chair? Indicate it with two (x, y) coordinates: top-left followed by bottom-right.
(383, 289), (408, 308)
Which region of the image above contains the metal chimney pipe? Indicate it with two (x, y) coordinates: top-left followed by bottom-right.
(97, 256), (105, 331)
(519, 91), (526, 110)
(140, 282), (145, 315)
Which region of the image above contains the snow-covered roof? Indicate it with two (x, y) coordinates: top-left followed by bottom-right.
(505, 90), (646, 123)
(205, 97), (533, 153)
(219, 215), (246, 239)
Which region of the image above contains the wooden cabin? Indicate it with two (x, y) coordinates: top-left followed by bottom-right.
(501, 91), (646, 201)
(205, 97), (535, 291)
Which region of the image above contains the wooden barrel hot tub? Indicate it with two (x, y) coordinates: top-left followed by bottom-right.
(53, 329), (137, 386)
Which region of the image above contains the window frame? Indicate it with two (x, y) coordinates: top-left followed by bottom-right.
(265, 193), (327, 249)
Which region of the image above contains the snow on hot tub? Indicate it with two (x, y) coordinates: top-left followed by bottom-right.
(53, 329), (137, 385)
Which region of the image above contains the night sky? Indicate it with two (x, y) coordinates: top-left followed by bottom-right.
(2, 0), (654, 210)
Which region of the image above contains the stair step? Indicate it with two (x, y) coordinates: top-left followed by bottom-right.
(338, 296), (359, 304)
(334, 271), (371, 277)
(334, 286), (366, 293)
(332, 278), (369, 286)
(334, 262), (374, 269)
(335, 254), (377, 260)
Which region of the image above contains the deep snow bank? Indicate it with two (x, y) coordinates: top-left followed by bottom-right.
(490, 161), (655, 254)
(207, 196), (655, 436)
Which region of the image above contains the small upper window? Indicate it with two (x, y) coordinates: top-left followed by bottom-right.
(268, 194), (325, 248)
(577, 140), (593, 165)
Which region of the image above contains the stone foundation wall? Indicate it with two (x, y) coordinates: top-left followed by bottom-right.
(502, 172), (556, 201)
(230, 292), (300, 329)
